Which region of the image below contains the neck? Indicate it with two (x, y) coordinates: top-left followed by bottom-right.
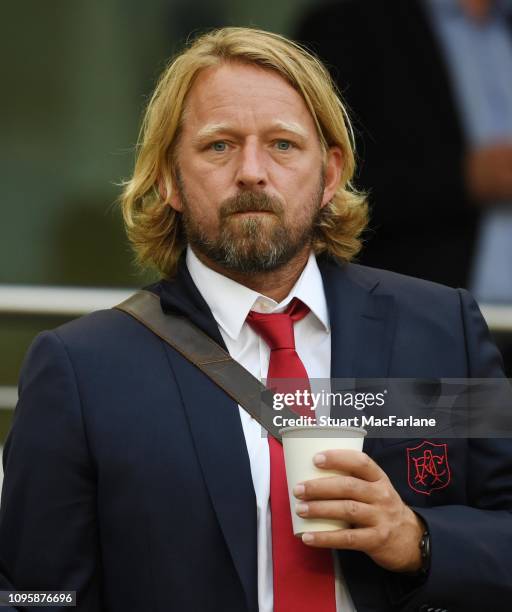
(190, 246), (311, 302)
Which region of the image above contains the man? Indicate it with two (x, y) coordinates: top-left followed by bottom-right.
(296, 0), (512, 293)
(0, 27), (511, 612)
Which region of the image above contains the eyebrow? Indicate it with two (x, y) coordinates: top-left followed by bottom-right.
(270, 120), (309, 141)
(193, 122), (232, 144)
(192, 120), (309, 145)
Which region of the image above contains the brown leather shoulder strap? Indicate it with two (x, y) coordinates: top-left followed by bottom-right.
(114, 290), (287, 441)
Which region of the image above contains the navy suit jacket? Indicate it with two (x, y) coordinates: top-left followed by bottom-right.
(1, 256), (511, 611)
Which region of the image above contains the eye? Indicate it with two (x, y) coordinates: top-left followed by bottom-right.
(275, 140), (293, 151)
(210, 141), (227, 152)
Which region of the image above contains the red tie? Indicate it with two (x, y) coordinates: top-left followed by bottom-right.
(247, 298), (336, 612)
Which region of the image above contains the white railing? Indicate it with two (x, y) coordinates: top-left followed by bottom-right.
(0, 285), (511, 411)
(1, 284), (512, 326)
(0, 285), (134, 317)
(479, 304), (512, 333)
(0, 386), (17, 410)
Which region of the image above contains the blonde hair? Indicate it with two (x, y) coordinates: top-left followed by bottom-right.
(120, 27), (368, 277)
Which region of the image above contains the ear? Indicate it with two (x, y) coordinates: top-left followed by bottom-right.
(321, 146), (343, 207)
(158, 175), (183, 212)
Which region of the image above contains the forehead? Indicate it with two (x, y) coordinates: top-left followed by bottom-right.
(181, 61), (318, 135)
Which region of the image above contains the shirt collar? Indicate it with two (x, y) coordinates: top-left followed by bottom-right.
(186, 246), (330, 341)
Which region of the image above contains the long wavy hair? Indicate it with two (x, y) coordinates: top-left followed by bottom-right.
(120, 27), (368, 277)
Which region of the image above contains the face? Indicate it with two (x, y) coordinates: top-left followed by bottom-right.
(170, 62), (342, 273)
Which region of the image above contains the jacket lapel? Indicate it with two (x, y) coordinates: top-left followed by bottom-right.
(150, 258), (258, 611)
(319, 258), (399, 610)
(319, 257), (397, 378)
(318, 258), (397, 456)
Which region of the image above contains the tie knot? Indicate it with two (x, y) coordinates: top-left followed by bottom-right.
(246, 298), (310, 351)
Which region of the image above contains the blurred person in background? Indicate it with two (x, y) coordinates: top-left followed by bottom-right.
(296, 0), (512, 299)
(0, 26), (511, 612)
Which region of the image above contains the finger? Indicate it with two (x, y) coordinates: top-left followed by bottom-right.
(294, 475), (376, 504)
(301, 526), (378, 552)
(295, 499), (375, 526)
(313, 449), (384, 482)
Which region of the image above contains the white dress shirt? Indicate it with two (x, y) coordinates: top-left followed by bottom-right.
(186, 246), (356, 612)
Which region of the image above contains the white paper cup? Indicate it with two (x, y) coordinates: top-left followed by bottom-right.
(280, 426), (367, 536)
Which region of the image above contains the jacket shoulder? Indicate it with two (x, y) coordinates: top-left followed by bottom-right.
(344, 262), (460, 301)
(54, 307), (147, 345)
(343, 262), (474, 334)
(35, 305), (164, 368)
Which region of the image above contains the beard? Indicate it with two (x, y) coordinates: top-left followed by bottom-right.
(177, 171), (325, 274)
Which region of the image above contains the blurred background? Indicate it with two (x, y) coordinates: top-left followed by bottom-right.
(1, 0), (512, 472)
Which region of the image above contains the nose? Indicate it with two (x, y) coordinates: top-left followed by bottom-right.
(235, 139), (268, 190)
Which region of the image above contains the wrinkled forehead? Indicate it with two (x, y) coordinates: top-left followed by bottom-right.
(180, 61), (320, 139)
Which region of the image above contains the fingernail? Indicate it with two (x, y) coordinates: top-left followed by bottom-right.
(302, 533), (314, 544)
(295, 503), (308, 516)
(293, 484), (305, 498)
(314, 453), (326, 466)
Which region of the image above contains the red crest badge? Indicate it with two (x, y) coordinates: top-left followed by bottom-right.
(407, 441), (451, 495)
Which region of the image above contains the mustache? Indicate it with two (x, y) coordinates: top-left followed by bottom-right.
(219, 191), (284, 218)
